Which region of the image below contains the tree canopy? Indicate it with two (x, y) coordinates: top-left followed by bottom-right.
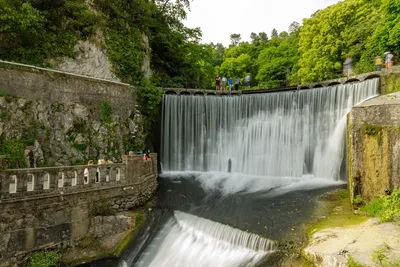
(1, 0), (400, 89)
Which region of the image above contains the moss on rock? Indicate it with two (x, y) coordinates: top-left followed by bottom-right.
(384, 73), (400, 95)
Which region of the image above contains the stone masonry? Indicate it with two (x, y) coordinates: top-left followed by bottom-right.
(348, 77), (400, 203)
(0, 154), (157, 265)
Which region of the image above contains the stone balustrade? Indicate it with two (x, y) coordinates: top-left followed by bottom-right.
(0, 153), (157, 202)
(0, 163), (125, 201)
(0, 154), (158, 264)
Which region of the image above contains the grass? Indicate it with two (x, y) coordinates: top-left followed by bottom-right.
(360, 190), (400, 223)
(306, 189), (368, 239)
(371, 243), (400, 267)
(347, 255), (366, 267)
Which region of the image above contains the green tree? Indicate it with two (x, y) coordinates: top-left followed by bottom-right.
(155, 0), (191, 20)
(363, 0), (400, 67)
(297, 0), (381, 83)
(218, 53), (252, 79)
(256, 35), (299, 88)
(271, 28), (278, 39)
(259, 32), (269, 43)
(0, 0), (101, 65)
(230, 33), (241, 46)
(288, 21), (301, 36)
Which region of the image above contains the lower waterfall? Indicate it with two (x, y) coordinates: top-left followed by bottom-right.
(130, 211), (274, 267)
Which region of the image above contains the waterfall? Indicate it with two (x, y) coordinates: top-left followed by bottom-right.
(161, 79), (379, 180)
(133, 211), (274, 267)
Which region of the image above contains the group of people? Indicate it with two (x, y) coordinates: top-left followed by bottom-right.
(215, 74), (251, 91)
(344, 52), (395, 77)
(375, 52), (394, 71)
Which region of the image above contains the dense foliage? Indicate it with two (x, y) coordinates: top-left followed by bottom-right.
(360, 190), (400, 223)
(29, 251), (60, 267)
(0, 0), (101, 65)
(1, 0), (400, 88)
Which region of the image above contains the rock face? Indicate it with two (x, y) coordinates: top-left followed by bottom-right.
(0, 62), (146, 167)
(305, 218), (400, 267)
(348, 90), (400, 202)
(54, 40), (120, 82)
(0, 95), (143, 167)
(141, 33), (152, 79)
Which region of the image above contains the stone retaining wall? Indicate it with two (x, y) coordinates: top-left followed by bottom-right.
(0, 61), (135, 120)
(348, 91), (400, 203)
(0, 154), (157, 265)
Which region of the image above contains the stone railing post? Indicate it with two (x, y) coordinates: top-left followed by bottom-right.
(123, 153), (137, 183)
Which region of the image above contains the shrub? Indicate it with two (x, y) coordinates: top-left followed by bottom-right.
(347, 255), (365, 267)
(100, 100), (112, 123)
(361, 190), (400, 222)
(29, 251), (60, 267)
(91, 201), (116, 216)
(136, 84), (163, 140)
(0, 138), (26, 169)
(353, 195), (364, 205)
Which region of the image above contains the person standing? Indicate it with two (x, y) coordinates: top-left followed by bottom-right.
(221, 75), (228, 90)
(385, 52), (394, 69)
(245, 74), (251, 88)
(228, 76), (233, 91)
(215, 74), (221, 90)
(343, 57), (353, 78)
(375, 56), (383, 71)
(234, 77), (241, 90)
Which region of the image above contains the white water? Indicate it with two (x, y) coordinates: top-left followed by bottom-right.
(132, 211), (274, 267)
(160, 171), (346, 197)
(161, 80), (379, 181)
(122, 81), (379, 267)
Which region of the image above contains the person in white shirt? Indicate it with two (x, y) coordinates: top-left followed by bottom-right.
(221, 75), (228, 90)
(245, 74), (251, 88)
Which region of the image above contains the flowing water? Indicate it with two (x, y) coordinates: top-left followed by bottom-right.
(161, 79), (378, 179)
(132, 211), (274, 267)
(118, 80), (379, 267)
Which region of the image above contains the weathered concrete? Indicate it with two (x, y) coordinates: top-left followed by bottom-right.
(305, 218), (400, 267)
(0, 154), (157, 266)
(348, 90), (400, 202)
(163, 88), (242, 96)
(89, 215), (133, 238)
(300, 66), (400, 91)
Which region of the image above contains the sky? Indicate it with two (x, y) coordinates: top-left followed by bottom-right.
(184, 0), (340, 46)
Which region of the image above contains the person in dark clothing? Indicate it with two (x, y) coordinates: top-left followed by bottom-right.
(234, 77), (241, 90)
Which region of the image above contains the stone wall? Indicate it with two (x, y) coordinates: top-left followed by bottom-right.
(348, 91), (400, 203)
(0, 61), (134, 120)
(0, 61), (144, 167)
(0, 154), (157, 265)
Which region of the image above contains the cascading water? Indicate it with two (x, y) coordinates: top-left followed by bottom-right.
(120, 80), (379, 267)
(132, 211), (274, 267)
(161, 79), (379, 180)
